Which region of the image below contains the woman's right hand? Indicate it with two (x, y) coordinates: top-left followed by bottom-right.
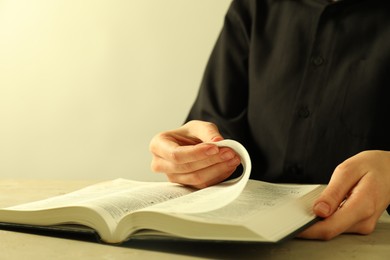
(149, 120), (241, 189)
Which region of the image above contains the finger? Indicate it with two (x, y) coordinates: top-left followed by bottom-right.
(165, 157), (241, 189)
(297, 202), (356, 240)
(299, 182), (375, 240)
(152, 147), (238, 174)
(149, 121), (225, 165)
(313, 159), (367, 218)
(151, 137), (224, 165)
(344, 215), (379, 235)
(182, 120), (224, 143)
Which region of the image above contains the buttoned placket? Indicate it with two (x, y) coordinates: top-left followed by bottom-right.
(283, 4), (335, 182)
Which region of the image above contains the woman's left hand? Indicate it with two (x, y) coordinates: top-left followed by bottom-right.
(298, 150), (390, 240)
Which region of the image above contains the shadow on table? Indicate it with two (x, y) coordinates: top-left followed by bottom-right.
(120, 237), (289, 259)
(2, 220), (390, 259)
(0, 223), (299, 259)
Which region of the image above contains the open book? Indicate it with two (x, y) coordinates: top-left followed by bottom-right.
(0, 140), (324, 244)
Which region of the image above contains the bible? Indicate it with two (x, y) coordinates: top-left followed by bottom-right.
(0, 140), (324, 244)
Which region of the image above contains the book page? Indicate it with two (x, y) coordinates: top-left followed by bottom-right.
(4, 140), (251, 222)
(185, 180), (321, 223)
(143, 139), (252, 214)
(81, 183), (196, 222)
(5, 179), (195, 223)
(125, 180), (323, 243)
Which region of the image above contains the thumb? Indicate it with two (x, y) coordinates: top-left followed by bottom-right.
(313, 197), (337, 218)
(183, 120), (224, 143)
(313, 166), (358, 218)
(314, 186), (348, 218)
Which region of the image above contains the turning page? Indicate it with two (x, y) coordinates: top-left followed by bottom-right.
(144, 139), (252, 214)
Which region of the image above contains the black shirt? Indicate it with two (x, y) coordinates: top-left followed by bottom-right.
(186, 0), (390, 184)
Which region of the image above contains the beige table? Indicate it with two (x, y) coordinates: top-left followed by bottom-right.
(1, 179), (389, 260)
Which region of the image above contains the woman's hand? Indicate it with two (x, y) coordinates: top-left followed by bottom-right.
(298, 150), (390, 240)
(149, 120), (241, 189)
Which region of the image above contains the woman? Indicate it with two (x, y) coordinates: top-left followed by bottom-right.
(149, 0), (390, 240)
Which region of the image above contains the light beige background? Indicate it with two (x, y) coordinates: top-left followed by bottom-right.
(0, 0), (231, 181)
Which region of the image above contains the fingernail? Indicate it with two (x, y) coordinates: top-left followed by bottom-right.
(220, 151), (234, 160)
(211, 136), (223, 142)
(227, 157), (240, 167)
(205, 146), (219, 156)
(314, 202), (331, 216)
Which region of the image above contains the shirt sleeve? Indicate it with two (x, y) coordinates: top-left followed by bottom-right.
(185, 0), (253, 143)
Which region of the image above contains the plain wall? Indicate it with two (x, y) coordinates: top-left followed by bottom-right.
(0, 0), (231, 181)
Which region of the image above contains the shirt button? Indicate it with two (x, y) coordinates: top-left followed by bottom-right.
(298, 106), (310, 118)
(312, 56), (325, 66)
